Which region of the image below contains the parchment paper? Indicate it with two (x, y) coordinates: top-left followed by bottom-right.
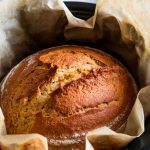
(0, 0), (150, 149)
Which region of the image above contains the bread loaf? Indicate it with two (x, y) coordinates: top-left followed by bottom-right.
(0, 45), (137, 149)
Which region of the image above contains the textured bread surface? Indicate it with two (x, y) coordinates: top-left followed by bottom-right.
(0, 134), (48, 150)
(0, 45), (137, 149)
(0, 139), (45, 150)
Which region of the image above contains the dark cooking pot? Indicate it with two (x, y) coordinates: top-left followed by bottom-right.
(64, 1), (150, 150)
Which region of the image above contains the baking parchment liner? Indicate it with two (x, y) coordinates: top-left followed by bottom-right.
(0, 0), (150, 149)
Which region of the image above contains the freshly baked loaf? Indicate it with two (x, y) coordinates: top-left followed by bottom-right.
(0, 45), (137, 149)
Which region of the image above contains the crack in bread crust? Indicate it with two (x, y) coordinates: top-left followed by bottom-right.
(49, 67), (124, 116)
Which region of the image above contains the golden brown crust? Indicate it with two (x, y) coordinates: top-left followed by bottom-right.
(0, 139), (46, 150)
(0, 45), (137, 149)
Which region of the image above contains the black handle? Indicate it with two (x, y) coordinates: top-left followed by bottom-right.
(64, 1), (96, 20)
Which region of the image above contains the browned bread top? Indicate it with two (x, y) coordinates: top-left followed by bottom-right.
(0, 139), (45, 150)
(0, 45), (137, 148)
(0, 134), (48, 150)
